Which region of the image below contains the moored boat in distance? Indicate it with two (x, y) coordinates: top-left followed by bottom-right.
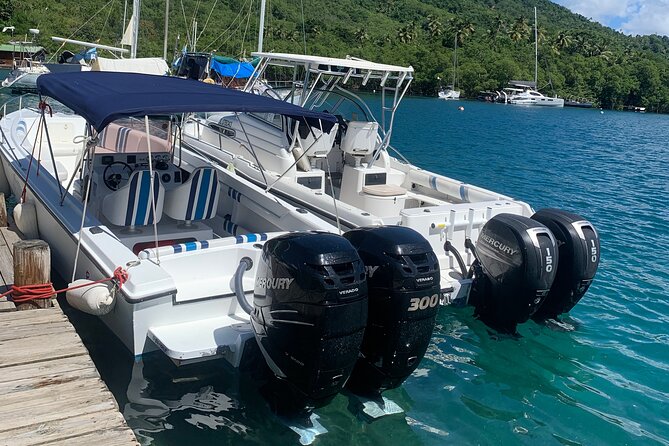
(501, 81), (565, 107)
(438, 85), (461, 100)
(564, 98), (593, 108)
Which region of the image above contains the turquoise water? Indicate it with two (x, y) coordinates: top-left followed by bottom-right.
(3, 82), (668, 445)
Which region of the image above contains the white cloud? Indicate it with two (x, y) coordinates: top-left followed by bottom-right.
(552, 0), (669, 36)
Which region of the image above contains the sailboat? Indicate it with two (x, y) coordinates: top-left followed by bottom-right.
(438, 33), (461, 100)
(506, 7), (563, 107)
(49, 0), (169, 76)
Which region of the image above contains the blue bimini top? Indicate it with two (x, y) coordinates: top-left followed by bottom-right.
(36, 71), (337, 133)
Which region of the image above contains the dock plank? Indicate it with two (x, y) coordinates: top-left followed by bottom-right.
(0, 306), (138, 444)
(0, 331), (85, 368)
(6, 411), (134, 446)
(0, 354), (93, 384)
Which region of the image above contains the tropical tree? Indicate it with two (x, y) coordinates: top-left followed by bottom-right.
(508, 16), (530, 43)
(397, 22), (418, 44)
(354, 28), (369, 45)
(425, 15), (443, 38)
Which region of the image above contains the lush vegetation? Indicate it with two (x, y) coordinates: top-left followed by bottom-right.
(5, 0), (669, 111)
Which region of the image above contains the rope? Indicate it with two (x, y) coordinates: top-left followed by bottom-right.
(0, 267), (128, 304)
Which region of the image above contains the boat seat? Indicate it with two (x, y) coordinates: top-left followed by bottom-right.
(362, 184), (406, 197)
(102, 170), (164, 227)
(163, 167), (220, 222)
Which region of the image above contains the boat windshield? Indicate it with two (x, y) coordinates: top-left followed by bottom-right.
(266, 86), (374, 124)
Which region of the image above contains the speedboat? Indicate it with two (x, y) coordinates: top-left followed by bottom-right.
(181, 52), (600, 333)
(438, 85), (460, 100)
(0, 71), (446, 413)
(1, 57), (50, 94)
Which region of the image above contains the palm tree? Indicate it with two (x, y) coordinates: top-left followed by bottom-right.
(448, 19), (475, 46)
(425, 15), (443, 38)
(397, 22), (418, 44)
(354, 28), (369, 45)
(508, 16), (530, 43)
(553, 31), (572, 53)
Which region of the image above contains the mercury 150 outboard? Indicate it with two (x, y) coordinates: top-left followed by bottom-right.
(467, 214), (559, 333)
(343, 226), (440, 397)
(530, 209), (600, 321)
(251, 232), (368, 413)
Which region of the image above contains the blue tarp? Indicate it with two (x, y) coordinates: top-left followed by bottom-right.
(36, 71), (337, 133)
(210, 59), (255, 79)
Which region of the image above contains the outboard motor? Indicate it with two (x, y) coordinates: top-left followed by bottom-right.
(468, 214), (558, 333)
(531, 209), (600, 320)
(251, 232), (367, 413)
(343, 226), (440, 397)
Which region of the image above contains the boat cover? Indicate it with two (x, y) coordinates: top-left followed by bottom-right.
(210, 59), (255, 79)
(36, 71), (337, 132)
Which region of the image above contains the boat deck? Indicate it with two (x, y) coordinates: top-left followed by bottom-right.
(0, 207), (139, 445)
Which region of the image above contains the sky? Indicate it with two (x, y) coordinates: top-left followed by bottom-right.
(551, 0), (669, 36)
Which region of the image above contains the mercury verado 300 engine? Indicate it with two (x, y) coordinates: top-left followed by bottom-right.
(530, 209), (600, 321)
(343, 226), (440, 397)
(467, 213), (559, 333)
(250, 232), (368, 413)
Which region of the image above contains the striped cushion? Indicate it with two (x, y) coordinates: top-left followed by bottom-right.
(125, 171), (163, 226)
(185, 168), (220, 220)
(164, 168), (220, 222)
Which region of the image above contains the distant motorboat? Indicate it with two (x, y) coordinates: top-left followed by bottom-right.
(564, 99), (593, 108)
(504, 83), (565, 107)
(1, 58), (49, 93)
(438, 86), (460, 100)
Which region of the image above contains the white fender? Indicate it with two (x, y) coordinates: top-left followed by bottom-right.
(292, 146), (311, 172)
(66, 279), (116, 316)
(13, 202), (39, 239)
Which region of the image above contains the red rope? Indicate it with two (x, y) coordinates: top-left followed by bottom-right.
(0, 267), (128, 304)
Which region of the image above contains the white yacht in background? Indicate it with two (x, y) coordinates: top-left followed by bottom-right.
(438, 86), (460, 100)
(504, 81), (565, 107)
(504, 8), (563, 107)
(181, 52), (599, 334)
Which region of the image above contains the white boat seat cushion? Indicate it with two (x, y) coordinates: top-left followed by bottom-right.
(362, 184), (406, 197)
(102, 170), (165, 226)
(164, 167), (220, 221)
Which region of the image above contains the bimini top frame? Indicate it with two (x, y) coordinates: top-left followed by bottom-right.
(245, 52), (413, 156)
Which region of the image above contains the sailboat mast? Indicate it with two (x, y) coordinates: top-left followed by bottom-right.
(163, 0), (169, 60)
(453, 32), (457, 87)
(534, 6), (538, 86)
(131, 0), (140, 58)
(258, 0), (266, 52)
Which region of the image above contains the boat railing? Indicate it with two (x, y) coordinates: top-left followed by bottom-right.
(1, 93), (73, 118)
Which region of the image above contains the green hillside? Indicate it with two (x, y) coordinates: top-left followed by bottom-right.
(5, 0), (669, 111)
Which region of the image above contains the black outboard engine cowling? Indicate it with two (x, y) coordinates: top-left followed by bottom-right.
(531, 209), (600, 320)
(343, 226), (440, 397)
(251, 232), (367, 412)
(469, 214), (558, 333)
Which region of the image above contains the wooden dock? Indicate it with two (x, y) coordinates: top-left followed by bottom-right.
(0, 197), (139, 445)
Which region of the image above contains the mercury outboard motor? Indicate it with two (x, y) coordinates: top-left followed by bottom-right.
(343, 226), (440, 397)
(251, 232), (367, 413)
(531, 209), (600, 320)
(468, 214), (558, 333)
